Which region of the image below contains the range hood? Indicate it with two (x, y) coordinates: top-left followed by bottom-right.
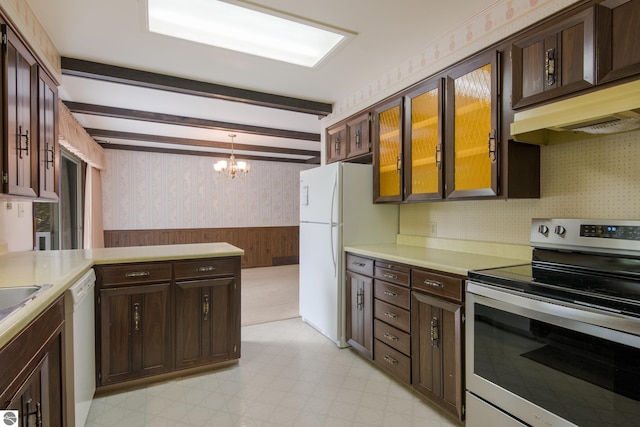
(511, 79), (640, 144)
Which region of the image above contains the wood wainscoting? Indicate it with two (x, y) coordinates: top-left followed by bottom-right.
(103, 226), (299, 269)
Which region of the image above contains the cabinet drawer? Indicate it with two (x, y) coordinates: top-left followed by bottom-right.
(99, 263), (172, 286)
(374, 319), (410, 356)
(374, 339), (411, 384)
(374, 280), (410, 310)
(412, 269), (464, 302)
(374, 299), (410, 333)
(374, 264), (410, 287)
(174, 257), (238, 280)
(346, 254), (374, 276)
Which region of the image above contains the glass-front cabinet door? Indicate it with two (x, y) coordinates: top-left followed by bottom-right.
(404, 78), (444, 201)
(445, 51), (499, 198)
(373, 98), (403, 202)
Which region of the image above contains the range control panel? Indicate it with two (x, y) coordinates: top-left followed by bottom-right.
(581, 224), (640, 240)
(531, 218), (640, 254)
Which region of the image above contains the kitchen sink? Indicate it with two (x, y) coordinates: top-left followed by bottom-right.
(0, 284), (53, 323)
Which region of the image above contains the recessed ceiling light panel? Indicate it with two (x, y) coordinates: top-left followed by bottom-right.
(147, 0), (351, 67)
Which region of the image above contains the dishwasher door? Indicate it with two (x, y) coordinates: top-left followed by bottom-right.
(64, 269), (96, 427)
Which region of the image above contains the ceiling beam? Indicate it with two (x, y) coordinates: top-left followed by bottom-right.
(100, 143), (320, 164)
(87, 129), (319, 157)
(64, 101), (320, 142)
(61, 57), (333, 116)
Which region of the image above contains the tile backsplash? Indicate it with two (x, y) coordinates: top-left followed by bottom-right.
(400, 131), (640, 245)
(102, 150), (314, 230)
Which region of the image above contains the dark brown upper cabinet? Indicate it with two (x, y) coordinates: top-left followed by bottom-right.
(596, 0), (640, 84)
(326, 123), (347, 163)
(404, 77), (444, 202)
(38, 68), (59, 200)
(373, 97), (404, 202)
(511, 7), (596, 109)
(346, 113), (371, 159)
(2, 24), (38, 197)
(445, 51), (500, 199)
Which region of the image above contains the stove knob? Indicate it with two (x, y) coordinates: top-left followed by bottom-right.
(554, 225), (566, 236)
(538, 225), (549, 236)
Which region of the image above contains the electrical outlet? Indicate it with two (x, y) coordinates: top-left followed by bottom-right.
(430, 222), (437, 236)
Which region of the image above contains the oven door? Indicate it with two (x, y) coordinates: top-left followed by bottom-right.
(466, 281), (640, 427)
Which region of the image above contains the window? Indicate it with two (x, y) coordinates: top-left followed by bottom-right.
(34, 148), (85, 250)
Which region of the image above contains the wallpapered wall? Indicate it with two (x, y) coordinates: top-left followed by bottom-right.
(400, 131), (640, 245)
(102, 150), (314, 230)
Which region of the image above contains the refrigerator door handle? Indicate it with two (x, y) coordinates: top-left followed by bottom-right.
(330, 171), (338, 225)
(330, 224), (338, 278)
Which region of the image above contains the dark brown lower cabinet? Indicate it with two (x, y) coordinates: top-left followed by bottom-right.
(98, 283), (172, 386)
(175, 277), (238, 369)
(345, 270), (373, 358)
(94, 256), (241, 390)
(412, 290), (464, 421)
(0, 298), (64, 426)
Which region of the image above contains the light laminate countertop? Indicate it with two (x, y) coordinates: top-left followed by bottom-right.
(0, 242), (244, 348)
(344, 243), (528, 276)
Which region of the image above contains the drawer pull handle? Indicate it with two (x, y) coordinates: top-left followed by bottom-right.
(352, 261), (366, 268)
(384, 311), (398, 320)
(383, 273), (398, 280)
(383, 290), (397, 298)
(424, 279), (444, 288)
(197, 266), (216, 272)
(133, 303), (141, 331)
(383, 332), (398, 342)
(383, 355), (398, 365)
(126, 271), (150, 278)
(203, 294), (209, 320)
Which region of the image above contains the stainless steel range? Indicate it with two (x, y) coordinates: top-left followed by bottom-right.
(465, 218), (640, 427)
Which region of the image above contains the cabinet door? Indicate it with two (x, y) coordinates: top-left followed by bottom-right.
(345, 271), (373, 359)
(326, 123), (347, 163)
(445, 51), (499, 199)
(175, 277), (238, 369)
(412, 291), (463, 421)
(99, 283), (172, 386)
(37, 69), (58, 200)
(373, 98), (403, 202)
(2, 24), (37, 197)
(8, 353), (50, 427)
(346, 113), (371, 158)
(404, 78), (444, 201)
(511, 7), (595, 108)
(596, 0), (640, 84)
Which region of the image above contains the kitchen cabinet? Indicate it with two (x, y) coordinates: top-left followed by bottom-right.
(2, 23), (38, 197)
(411, 268), (465, 421)
(174, 257), (240, 370)
(404, 78), (444, 201)
(326, 123), (347, 163)
(445, 50), (499, 199)
(372, 259), (412, 383)
(373, 98), (404, 202)
(96, 263), (173, 386)
(326, 113), (372, 164)
(0, 297), (65, 426)
(95, 256), (242, 391)
(345, 253), (374, 358)
(511, 7), (596, 109)
(37, 69), (59, 200)
(596, 0), (640, 84)
(346, 113), (371, 159)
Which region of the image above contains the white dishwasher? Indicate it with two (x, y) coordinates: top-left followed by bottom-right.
(64, 269), (96, 427)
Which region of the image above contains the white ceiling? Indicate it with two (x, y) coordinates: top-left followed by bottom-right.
(25, 0), (497, 163)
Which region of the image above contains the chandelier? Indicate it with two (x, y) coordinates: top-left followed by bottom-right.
(214, 134), (250, 178)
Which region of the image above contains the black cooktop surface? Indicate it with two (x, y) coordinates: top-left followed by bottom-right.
(468, 249), (640, 317)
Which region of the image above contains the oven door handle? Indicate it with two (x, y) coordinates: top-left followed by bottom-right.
(466, 281), (640, 344)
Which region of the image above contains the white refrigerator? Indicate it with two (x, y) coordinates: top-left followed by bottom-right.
(299, 162), (399, 347)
